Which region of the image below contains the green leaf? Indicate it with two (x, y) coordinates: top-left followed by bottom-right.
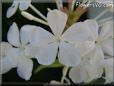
(34, 65), (46, 74)
(49, 60), (63, 68)
(34, 60), (63, 74)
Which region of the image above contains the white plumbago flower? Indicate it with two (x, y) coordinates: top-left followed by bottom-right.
(76, 38), (95, 57)
(0, 22), (37, 80)
(69, 20), (113, 83)
(69, 56), (103, 83)
(6, 0), (31, 18)
(77, 20), (113, 81)
(26, 9), (89, 66)
(83, 20), (113, 60)
(0, 42), (17, 74)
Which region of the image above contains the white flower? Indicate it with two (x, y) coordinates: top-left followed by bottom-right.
(82, 20), (113, 80)
(0, 42), (17, 74)
(0, 22), (36, 80)
(84, 20), (113, 59)
(101, 57), (114, 83)
(69, 57), (103, 83)
(26, 10), (89, 66)
(6, 0), (31, 18)
(69, 20), (113, 83)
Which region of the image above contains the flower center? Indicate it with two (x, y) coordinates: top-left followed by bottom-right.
(20, 45), (25, 50)
(95, 38), (101, 44)
(57, 38), (61, 43)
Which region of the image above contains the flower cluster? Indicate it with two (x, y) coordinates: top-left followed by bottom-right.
(1, 0), (113, 85)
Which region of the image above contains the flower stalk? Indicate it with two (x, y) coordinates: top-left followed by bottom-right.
(61, 66), (69, 83)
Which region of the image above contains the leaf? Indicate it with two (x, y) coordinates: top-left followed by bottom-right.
(34, 60), (63, 74)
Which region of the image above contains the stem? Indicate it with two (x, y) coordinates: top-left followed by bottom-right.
(64, 77), (71, 84)
(30, 4), (47, 21)
(94, 9), (108, 20)
(61, 66), (69, 83)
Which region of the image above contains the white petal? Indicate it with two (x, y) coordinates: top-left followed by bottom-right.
(69, 65), (89, 83)
(19, 0), (31, 11)
(20, 25), (37, 46)
(7, 22), (21, 47)
(84, 46), (104, 81)
(6, 0), (19, 18)
(84, 19), (99, 41)
(58, 42), (81, 67)
(36, 43), (58, 65)
(0, 42), (12, 57)
(30, 26), (55, 46)
(17, 58), (33, 80)
(47, 10), (67, 37)
(101, 58), (113, 83)
(6, 48), (20, 66)
(77, 41), (95, 57)
(101, 38), (113, 56)
(85, 59), (103, 82)
(86, 45), (104, 62)
(100, 21), (113, 40)
(25, 44), (38, 58)
(101, 58), (113, 68)
(0, 48), (19, 74)
(62, 22), (89, 43)
(0, 56), (15, 74)
(96, 45), (104, 62)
